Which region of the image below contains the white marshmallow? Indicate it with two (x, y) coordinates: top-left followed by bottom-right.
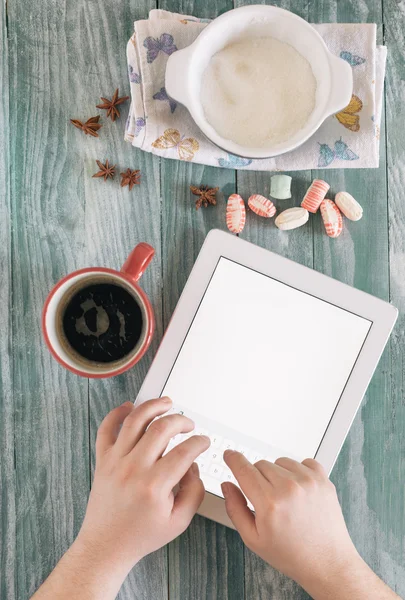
(335, 192), (363, 221)
(275, 207), (309, 231)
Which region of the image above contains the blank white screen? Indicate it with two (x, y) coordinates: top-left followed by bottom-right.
(162, 258), (371, 459)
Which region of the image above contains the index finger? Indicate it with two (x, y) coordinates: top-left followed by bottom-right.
(224, 450), (269, 507)
(114, 397), (173, 456)
(156, 435), (211, 490)
(133, 414), (196, 464)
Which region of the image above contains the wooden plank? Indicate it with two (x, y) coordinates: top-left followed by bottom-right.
(310, 0), (405, 597)
(236, 1), (401, 598)
(381, 0), (405, 595)
(233, 1), (314, 598)
(158, 1), (244, 598)
(161, 156), (244, 600)
(7, 0), (91, 597)
(82, 1), (169, 599)
(0, 2), (15, 599)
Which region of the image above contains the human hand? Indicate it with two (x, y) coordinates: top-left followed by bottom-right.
(221, 453), (361, 593)
(76, 398), (210, 579)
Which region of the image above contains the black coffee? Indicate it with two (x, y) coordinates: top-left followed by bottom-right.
(62, 283), (143, 363)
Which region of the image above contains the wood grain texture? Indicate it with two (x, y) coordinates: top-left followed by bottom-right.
(161, 159), (244, 600)
(309, 1), (405, 597)
(0, 2), (15, 599)
(169, 514), (245, 600)
(7, 0), (91, 597)
(3, 0), (405, 599)
(158, 4), (244, 598)
(382, 0), (405, 593)
(157, 0), (246, 592)
(81, 1), (169, 599)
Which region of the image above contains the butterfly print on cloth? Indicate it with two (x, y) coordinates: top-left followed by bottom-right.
(152, 87), (177, 113)
(134, 117), (146, 137)
(318, 138), (359, 168)
(128, 66), (142, 84)
(340, 51), (366, 67)
(143, 34), (177, 63)
(217, 153), (253, 168)
(335, 95), (363, 132)
(152, 129), (199, 161)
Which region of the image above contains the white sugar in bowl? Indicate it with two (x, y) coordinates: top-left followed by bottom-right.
(165, 5), (352, 159)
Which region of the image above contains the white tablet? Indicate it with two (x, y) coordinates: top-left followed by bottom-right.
(136, 229), (397, 528)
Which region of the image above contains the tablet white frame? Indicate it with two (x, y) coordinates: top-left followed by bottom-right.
(136, 229), (398, 528)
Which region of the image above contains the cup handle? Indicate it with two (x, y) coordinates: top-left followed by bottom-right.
(328, 53), (353, 115)
(165, 46), (192, 106)
(121, 243), (155, 283)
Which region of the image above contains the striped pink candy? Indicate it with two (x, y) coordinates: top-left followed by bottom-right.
(301, 179), (330, 213)
(320, 200), (343, 238)
(226, 194), (246, 234)
(248, 194), (276, 218)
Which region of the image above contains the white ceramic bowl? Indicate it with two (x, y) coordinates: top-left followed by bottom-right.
(166, 5), (353, 159)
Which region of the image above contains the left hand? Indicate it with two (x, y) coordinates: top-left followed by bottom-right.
(76, 397), (210, 577)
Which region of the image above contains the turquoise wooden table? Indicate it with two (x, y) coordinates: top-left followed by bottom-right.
(1, 0), (404, 598)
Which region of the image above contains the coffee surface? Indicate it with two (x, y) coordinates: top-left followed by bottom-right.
(62, 283), (143, 363)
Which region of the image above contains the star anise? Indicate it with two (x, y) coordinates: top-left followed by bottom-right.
(96, 89), (130, 122)
(190, 185), (219, 210)
(70, 116), (102, 137)
(120, 168), (141, 190)
(92, 159), (116, 181)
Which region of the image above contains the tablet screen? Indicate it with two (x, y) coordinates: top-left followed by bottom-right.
(161, 257), (371, 497)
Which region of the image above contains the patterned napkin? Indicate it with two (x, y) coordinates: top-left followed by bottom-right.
(125, 9), (386, 171)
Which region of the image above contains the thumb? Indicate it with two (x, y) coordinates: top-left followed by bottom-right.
(221, 482), (258, 545)
(172, 463), (205, 530)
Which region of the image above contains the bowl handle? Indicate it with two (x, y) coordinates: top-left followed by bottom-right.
(328, 54), (353, 115)
(165, 47), (192, 106)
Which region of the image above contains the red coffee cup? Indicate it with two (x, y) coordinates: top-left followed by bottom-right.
(42, 243), (155, 378)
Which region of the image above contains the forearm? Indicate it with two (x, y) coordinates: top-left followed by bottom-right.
(31, 537), (130, 600)
(301, 553), (400, 600)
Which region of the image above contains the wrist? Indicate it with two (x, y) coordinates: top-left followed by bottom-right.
(69, 532), (138, 591)
(299, 549), (371, 600)
(32, 535), (136, 600)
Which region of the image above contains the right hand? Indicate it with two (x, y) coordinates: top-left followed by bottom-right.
(221, 452), (361, 590)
